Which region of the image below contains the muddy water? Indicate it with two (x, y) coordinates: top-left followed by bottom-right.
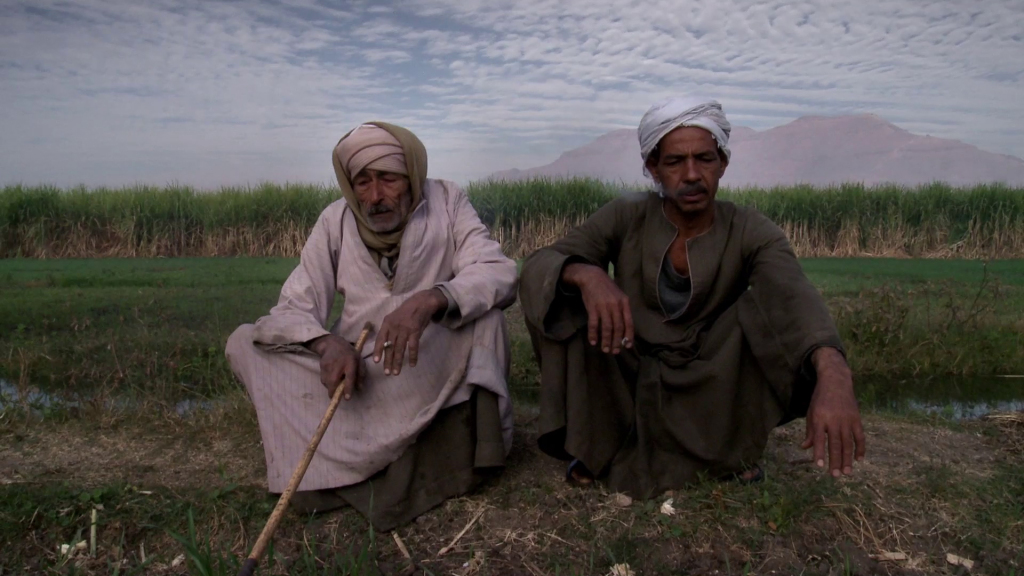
(2, 377), (1022, 419)
(856, 375), (1024, 418)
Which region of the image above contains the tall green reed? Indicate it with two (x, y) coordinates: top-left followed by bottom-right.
(466, 177), (620, 228)
(3, 179), (1023, 258)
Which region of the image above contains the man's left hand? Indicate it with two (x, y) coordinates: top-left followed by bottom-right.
(801, 347), (866, 477)
(373, 288), (448, 376)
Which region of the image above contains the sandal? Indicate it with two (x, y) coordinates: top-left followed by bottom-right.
(730, 464), (764, 485)
(566, 458), (595, 486)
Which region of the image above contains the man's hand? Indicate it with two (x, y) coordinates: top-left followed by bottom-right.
(308, 334), (364, 400)
(801, 347), (866, 477)
(562, 262), (634, 354)
(373, 288), (448, 376)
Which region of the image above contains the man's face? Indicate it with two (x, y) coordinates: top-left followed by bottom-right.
(352, 169), (412, 232)
(645, 126), (727, 217)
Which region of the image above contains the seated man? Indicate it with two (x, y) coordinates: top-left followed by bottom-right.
(519, 97), (865, 498)
(226, 122), (517, 530)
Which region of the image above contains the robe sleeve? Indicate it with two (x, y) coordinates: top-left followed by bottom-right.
(432, 181), (519, 329)
(738, 208), (844, 380)
(519, 196), (632, 341)
(251, 206), (341, 351)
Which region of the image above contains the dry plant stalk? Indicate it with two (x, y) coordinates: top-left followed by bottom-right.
(984, 411), (1024, 454)
(8, 217), (1024, 259)
(437, 505), (487, 557)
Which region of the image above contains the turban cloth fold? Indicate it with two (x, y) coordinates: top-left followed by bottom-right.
(638, 97), (732, 170)
(334, 124), (408, 177)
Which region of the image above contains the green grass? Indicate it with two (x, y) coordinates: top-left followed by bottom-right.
(1, 257), (1022, 411)
(0, 256), (297, 288)
(0, 481), (380, 575)
(2, 257), (1022, 575)
(801, 258), (1024, 291)
(0, 258), (282, 405)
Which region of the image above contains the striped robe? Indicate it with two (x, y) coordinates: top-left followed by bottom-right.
(226, 179), (517, 493)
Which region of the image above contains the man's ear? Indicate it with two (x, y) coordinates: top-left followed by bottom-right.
(645, 159), (660, 184)
(717, 153), (728, 178)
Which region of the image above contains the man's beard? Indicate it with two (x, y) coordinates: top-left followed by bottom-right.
(367, 209), (401, 232)
(364, 196), (411, 232)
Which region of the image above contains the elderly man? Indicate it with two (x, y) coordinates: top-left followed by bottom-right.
(519, 98), (865, 498)
(226, 122), (517, 530)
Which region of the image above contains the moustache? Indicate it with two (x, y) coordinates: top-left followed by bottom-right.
(667, 183), (708, 196)
(367, 205), (394, 216)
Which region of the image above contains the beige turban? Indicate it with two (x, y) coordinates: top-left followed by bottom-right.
(333, 124), (408, 177)
(331, 122), (428, 263)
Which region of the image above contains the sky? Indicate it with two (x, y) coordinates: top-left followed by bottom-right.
(1, 0), (1022, 188)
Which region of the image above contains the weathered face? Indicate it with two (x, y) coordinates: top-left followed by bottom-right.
(645, 126), (727, 218)
(351, 169), (412, 232)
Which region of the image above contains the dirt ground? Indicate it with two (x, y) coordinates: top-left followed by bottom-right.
(2, 404), (1020, 575)
(0, 410), (1003, 495)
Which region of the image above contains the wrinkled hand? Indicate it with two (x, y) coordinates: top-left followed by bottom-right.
(562, 262), (634, 354)
(372, 288), (448, 376)
(801, 347), (866, 477)
(308, 334), (365, 400)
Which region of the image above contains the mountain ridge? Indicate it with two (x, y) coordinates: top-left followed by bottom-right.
(487, 115), (1024, 187)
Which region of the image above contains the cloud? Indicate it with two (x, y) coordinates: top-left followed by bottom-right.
(0, 0), (1021, 187)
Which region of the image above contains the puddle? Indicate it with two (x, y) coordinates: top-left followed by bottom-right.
(0, 379), (218, 417)
(2, 376), (1022, 421)
(900, 399), (1024, 420)
(0, 379), (63, 408)
(172, 398), (215, 416)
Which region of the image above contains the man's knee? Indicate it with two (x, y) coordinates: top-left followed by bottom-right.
(471, 308), (511, 365)
(465, 308), (510, 350)
(225, 323), (256, 369)
(478, 307), (508, 335)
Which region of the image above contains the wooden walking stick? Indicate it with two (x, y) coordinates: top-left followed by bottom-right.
(239, 322), (374, 576)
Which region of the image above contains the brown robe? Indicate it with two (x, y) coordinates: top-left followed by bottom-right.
(519, 193), (843, 499)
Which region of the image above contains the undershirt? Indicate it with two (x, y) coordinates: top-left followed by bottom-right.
(658, 254), (692, 320)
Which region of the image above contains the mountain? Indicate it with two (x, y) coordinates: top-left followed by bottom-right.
(487, 114), (1024, 187)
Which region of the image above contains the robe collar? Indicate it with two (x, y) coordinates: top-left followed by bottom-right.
(640, 196), (735, 324)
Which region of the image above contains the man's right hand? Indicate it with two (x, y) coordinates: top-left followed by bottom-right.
(308, 334), (364, 400)
(561, 262), (634, 354)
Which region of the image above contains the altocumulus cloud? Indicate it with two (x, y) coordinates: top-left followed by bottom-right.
(1, 0), (1021, 187)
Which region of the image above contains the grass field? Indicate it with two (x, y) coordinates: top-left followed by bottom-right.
(3, 257), (1022, 405)
(4, 180), (1024, 259)
(1, 257), (1023, 575)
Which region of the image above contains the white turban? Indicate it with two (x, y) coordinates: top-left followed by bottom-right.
(638, 97), (732, 168)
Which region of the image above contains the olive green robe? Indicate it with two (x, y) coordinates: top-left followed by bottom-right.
(519, 193), (843, 499)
